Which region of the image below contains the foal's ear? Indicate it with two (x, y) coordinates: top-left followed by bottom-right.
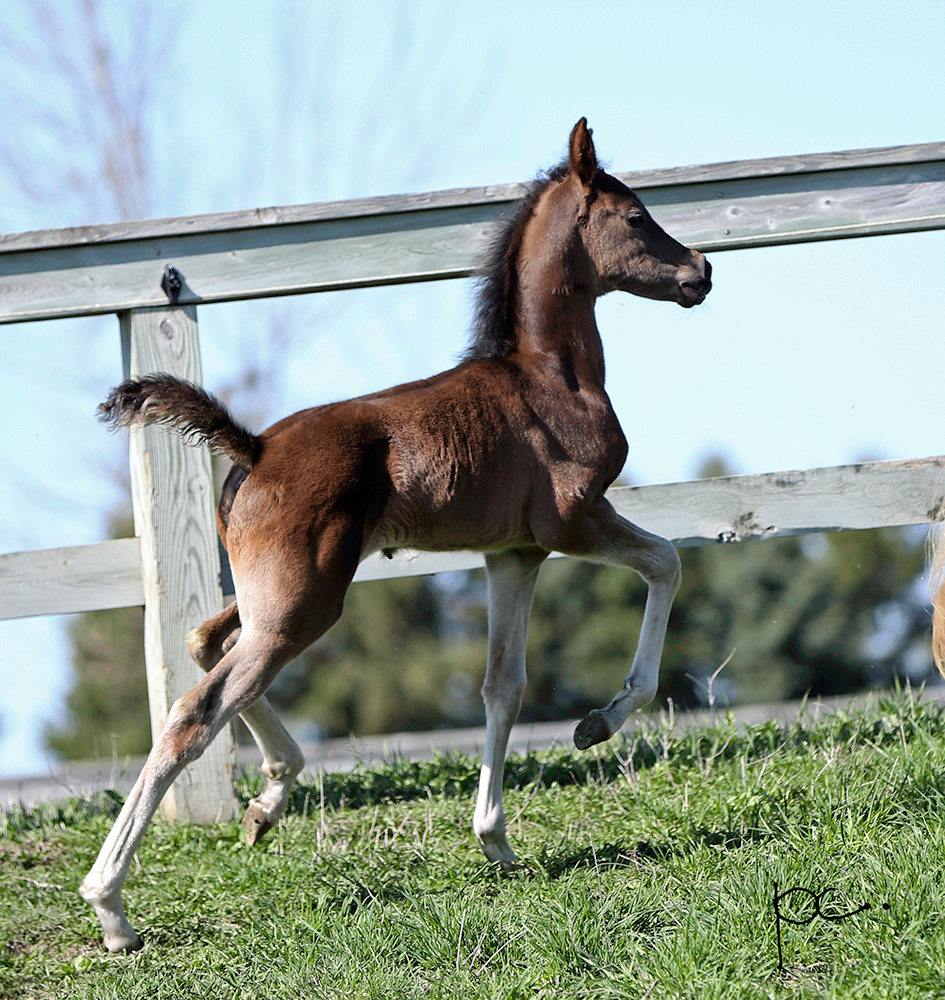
(569, 117), (598, 186)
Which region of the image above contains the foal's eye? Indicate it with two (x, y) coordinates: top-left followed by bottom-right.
(624, 212), (645, 229)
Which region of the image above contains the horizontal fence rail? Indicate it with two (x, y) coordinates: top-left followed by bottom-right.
(3, 456), (944, 621)
(0, 538), (143, 619)
(1, 142), (943, 324)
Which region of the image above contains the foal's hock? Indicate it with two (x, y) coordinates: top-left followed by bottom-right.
(81, 118), (711, 952)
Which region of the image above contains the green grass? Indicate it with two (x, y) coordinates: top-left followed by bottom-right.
(3, 690), (945, 999)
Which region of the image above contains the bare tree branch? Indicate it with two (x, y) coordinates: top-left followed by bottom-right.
(2, 0), (178, 225)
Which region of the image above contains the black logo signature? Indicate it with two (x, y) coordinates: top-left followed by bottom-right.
(773, 882), (890, 972)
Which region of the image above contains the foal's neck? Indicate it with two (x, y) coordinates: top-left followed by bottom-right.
(517, 278), (607, 391)
(513, 183), (608, 390)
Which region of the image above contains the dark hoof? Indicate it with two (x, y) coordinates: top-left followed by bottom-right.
(242, 804), (274, 846)
(574, 710), (612, 750)
(122, 932), (144, 954)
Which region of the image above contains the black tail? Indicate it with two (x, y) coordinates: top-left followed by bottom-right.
(98, 374), (263, 472)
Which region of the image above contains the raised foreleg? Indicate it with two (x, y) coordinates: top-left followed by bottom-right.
(473, 549), (546, 868)
(556, 498), (681, 749)
(187, 602), (304, 844)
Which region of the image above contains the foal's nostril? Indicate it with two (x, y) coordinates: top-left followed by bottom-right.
(680, 258), (711, 297)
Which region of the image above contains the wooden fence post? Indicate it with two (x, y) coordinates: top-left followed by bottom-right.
(120, 305), (239, 823)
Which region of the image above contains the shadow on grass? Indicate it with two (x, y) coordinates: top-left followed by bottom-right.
(234, 692), (945, 819)
(535, 826), (773, 880)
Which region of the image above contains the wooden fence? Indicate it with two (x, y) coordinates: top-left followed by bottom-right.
(2, 140), (944, 822)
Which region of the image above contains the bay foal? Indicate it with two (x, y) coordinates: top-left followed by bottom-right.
(82, 119), (711, 951)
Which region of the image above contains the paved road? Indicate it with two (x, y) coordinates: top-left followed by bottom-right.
(3, 686), (943, 812)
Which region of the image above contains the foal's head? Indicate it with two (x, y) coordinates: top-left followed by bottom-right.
(533, 118), (712, 308)
(467, 119), (712, 362)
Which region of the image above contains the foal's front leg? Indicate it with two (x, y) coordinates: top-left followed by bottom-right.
(473, 549), (546, 868)
(559, 499), (681, 749)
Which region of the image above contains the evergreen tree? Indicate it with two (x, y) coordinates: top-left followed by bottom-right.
(44, 606), (149, 760)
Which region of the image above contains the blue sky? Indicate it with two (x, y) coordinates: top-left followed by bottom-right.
(1, 0), (943, 776)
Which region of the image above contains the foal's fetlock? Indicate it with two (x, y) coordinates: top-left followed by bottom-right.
(473, 818), (518, 870)
(242, 758), (301, 846)
(79, 881), (143, 953)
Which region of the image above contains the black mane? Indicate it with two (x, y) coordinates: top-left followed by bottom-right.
(463, 161), (572, 362)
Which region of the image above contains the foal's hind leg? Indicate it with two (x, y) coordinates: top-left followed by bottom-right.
(556, 498), (681, 749)
(80, 543), (354, 952)
(188, 602), (304, 845)
(80, 628), (307, 951)
(473, 549), (546, 868)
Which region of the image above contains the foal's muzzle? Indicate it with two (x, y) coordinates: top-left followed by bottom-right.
(679, 258), (712, 307)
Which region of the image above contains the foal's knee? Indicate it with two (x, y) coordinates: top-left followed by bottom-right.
(481, 652), (526, 725)
(481, 672), (525, 713)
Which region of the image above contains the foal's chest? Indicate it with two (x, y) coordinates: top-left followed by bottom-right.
(528, 386), (628, 486)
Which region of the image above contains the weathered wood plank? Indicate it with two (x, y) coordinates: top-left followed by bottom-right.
(0, 537), (143, 620)
(3, 141), (942, 253)
(607, 456), (945, 547)
(4, 456), (945, 619)
(0, 204), (497, 323)
(2, 144), (942, 324)
(639, 161), (945, 253)
(122, 305), (238, 824)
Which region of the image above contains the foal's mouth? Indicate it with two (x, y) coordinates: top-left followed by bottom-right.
(679, 277), (712, 307)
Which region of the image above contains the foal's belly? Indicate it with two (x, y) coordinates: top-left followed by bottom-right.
(366, 472), (538, 556)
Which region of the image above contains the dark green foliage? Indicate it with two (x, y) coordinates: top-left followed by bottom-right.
(44, 515), (153, 761)
(271, 573), (489, 736)
(44, 606), (151, 760)
(673, 525), (930, 704)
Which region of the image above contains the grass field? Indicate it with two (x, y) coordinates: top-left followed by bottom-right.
(2, 690), (945, 999)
